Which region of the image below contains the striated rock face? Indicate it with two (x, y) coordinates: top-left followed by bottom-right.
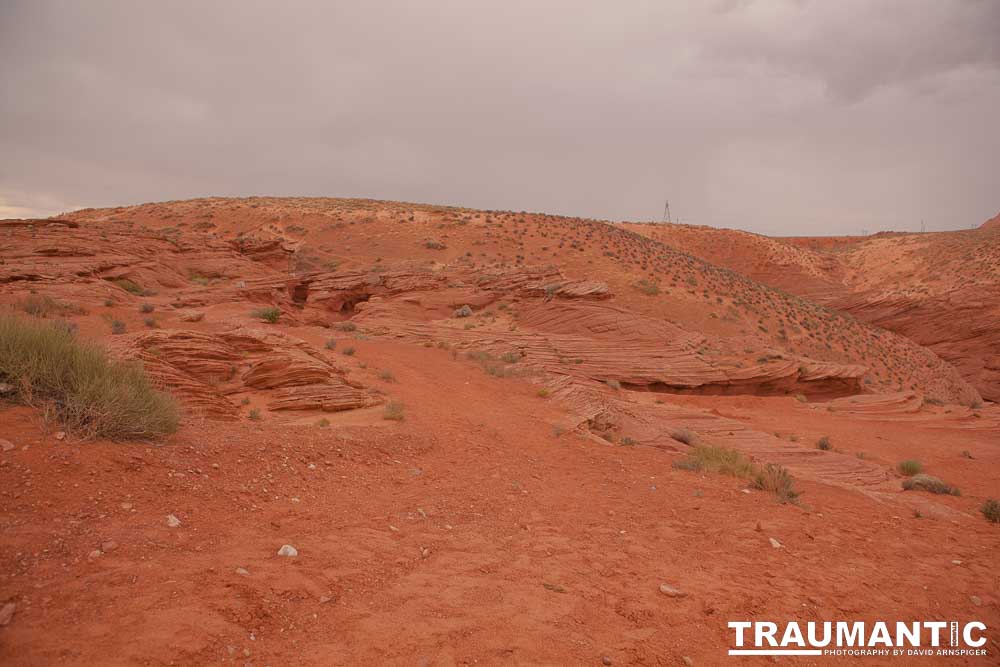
(110, 328), (380, 418)
(624, 218), (998, 403)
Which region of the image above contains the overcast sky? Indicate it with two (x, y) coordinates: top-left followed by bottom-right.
(2, 1), (998, 235)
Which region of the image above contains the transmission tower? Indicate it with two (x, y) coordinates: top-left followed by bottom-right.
(662, 200), (672, 224)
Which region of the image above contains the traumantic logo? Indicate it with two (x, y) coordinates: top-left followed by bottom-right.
(728, 621), (988, 658)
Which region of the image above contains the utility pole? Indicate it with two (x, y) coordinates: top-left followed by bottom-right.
(921, 219), (925, 233)
(662, 200), (672, 224)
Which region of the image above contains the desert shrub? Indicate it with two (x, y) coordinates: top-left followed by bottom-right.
(248, 408), (262, 421)
(673, 445), (755, 478)
(500, 351), (522, 363)
(378, 369), (396, 382)
(383, 400), (405, 421)
(424, 239), (446, 250)
(537, 388), (551, 398)
(752, 464), (800, 503)
(110, 320), (126, 335)
(817, 436), (832, 451)
(324, 339), (337, 350)
(982, 499), (1000, 523)
(251, 307), (281, 323)
(633, 279), (660, 296)
(143, 317), (157, 329)
(336, 321), (357, 332)
(621, 436), (637, 446)
(112, 278), (145, 295)
(670, 428), (697, 445)
(341, 346), (355, 356)
(139, 303), (155, 313)
(901, 474), (960, 496)
(897, 460), (923, 476)
(317, 418), (330, 428)
(454, 305), (473, 318)
(0, 314), (178, 439)
(19, 295), (84, 318)
(103, 298), (114, 307)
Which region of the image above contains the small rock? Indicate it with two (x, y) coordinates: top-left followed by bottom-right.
(970, 595), (982, 606)
(951, 560), (962, 565)
(659, 583), (686, 598)
(166, 514), (181, 528)
(0, 439), (14, 452)
(120, 502), (133, 511)
(235, 567), (250, 577)
(54, 431), (66, 441)
(101, 540), (118, 553)
(319, 595), (333, 604)
(602, 656), (613, 666)
(0, 382), (15, 395)
(277, 544), (298, 557)
(769, 537), (783, 549)
(754, 521), (762, 532)
(0, 602), (15, 626)
(420, 547), (431, 559)
(682, 657), (694, 667)
(88, 549), (103, 560)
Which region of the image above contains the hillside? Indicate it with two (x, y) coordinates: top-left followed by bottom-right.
(624, 219), (1000, 402)
(1, 198), (998, 664)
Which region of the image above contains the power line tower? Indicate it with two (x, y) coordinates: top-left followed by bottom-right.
(662, 199), (672, 224)
(921, 219), (925, 233)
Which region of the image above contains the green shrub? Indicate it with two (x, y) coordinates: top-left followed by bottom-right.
(982, 499), (1000, 523)
(324, 339), (337, 350)
(752, 464), (800, 503)
(897, 460), (923, 476)
(112, 278), (145, 295)
(140, 303), (155, 313)
(0, 314), (178, 439)
(673, 445), (755, 478)
(817, 436), (832, 451)
(251, 307), (281, 323)
(110, 320), (126, 335)
(336, 321), (357, 332)
(901, 474), (959, 496)
(248, 408), (262, 421)
(341, 346), (355, 356)
(383, 400), (405, 421)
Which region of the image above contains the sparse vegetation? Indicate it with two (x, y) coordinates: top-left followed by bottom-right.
(982, 499), (1000, 523)
(0, 314), (178, 439)
(816, 436), (832, 451)
(383, 400), (405, 421)
(248, 408), (262, 421)
(251, 306), (281, 323)
(378, 369), (396, 382)
(901, 474), (959, 496)
(537, 388), (551, 398)
(670, 428), (697, 445)
(673, 445), (755, 477)
(110, 320), (127, 335)
(342, 346), (355, 356)
(897, 460), (923, 476)
(336, 321), (357, 332)
(752, 464), (800, 503)
(324, 339), (337, 350)
(111, 278), (146, 295)
(19, 295), (85, 318)
(140, 302), (155, 313)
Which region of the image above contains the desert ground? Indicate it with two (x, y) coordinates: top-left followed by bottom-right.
(1, 198), (998, 665)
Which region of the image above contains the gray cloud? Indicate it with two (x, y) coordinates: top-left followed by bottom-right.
(1, 0), (998, 234)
